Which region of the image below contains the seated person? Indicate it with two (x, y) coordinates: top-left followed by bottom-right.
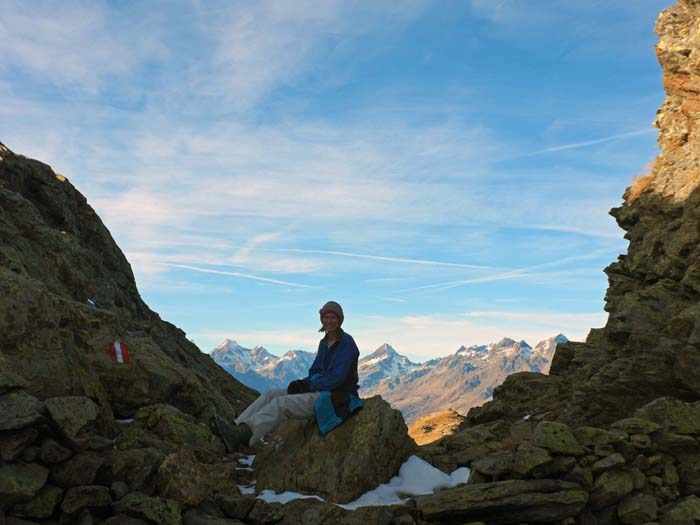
(213, 301), (362, 450)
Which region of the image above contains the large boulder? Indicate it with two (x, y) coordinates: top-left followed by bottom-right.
(0, 390), (45, 431)
(634, 397), (700, 435)
(0, 462), (48, 508)
(661, 495), (700, 525)
(156, 449), (213, 506)
(135, 404), (223, 453)
(254, 396), (416, 503)
(0, 428), (38, 462)
(416, 419), (513, 473)
(415, 479), (588, 524)
(11, 484), (63, 519)
(50, 451), (105, 487)
(44, 396), (100, 446)
(113, 492), (181, 525)
(0, 370), (28, 395)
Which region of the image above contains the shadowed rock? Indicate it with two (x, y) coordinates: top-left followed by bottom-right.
(415, 479), (588, 524)
(467, 0), (700, 430)
(0, 143), (257, 426)
(254, 396), (416, 504)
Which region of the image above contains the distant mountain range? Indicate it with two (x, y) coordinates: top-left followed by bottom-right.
(210, 339), (315, 392)
(361, 335), (568, 422)
(209, 334), (568, 422)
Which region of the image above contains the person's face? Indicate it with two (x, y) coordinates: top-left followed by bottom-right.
(322, 312), (340, 333)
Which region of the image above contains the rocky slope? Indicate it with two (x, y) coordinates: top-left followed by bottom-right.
(468, 0), (700, 431)
(0, 144), (257, 423)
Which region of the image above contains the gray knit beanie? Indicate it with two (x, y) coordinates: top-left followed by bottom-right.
(319, 301), (344, 330)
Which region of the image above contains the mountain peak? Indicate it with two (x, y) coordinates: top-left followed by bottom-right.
(365, 343), (398, 360)
(212, 339), (244, 353)
(490, 337), (531, 352)
(377, 343), (396, 354)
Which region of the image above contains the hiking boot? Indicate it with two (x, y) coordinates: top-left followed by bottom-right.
(211, 416), (253, 451)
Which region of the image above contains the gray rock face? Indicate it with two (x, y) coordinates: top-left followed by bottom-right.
(465, 0), (700, 430)
(590, 470), (634, 510)
(60, 485), (112, 514)
(156, 449), (213, 506)
(617, 492), (658, 524)
(415, 479), (588, 524)
(661, 495), (700, 525)
(634, 398), (700, 435)
(0, 144), (257, 426)
(11, 484), (63, 519)
(51, 451), (105, 488)
(533, 421), (584, 456)
(0, 390), (45, 431)
(0, 428), (38, 462)
(254, 396), (416, 503)
(0, 370), (29, 395)
(134, 404), (223, 453)
(45, 396), (99, 445)
(113, 492), (181, 525)
(0, 462), (48, 507)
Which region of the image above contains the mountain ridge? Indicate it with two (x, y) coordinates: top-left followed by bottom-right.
(210, 333), (568, 420)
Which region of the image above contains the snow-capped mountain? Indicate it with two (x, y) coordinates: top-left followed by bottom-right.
(363, 335), (569, 422)
(210, 339), (276, 374)
(210, 340), (314, 392)
(256, 350), (316, 387)
(211, 334), (570, 422)
(358, 343), (419, 389)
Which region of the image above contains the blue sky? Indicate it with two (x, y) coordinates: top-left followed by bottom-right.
(0, 1), (669, 361)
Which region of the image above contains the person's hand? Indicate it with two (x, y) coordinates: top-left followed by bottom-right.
(287, 379), (310, 394)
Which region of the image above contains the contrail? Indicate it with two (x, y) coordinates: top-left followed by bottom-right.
(273, 248), (491, 270)
(161, 263), (312, 288)
(524, 128), (655, 156)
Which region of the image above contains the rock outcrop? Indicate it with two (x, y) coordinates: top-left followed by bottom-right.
(408, 409), (468, 445)
(254, 396), (416, 503)
(0, 141), (257, 424)
(468, 0), (700, 430)
(418, 397), (700, 523)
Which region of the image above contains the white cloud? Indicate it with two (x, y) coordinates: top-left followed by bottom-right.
(0, 2), (165, 93)
(182, 0), (430, 112)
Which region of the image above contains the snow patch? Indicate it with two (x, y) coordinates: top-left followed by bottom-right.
(257, 490), (324, 504)
(339, 456), (469, 509)
(239, 484), (256, 495)
(116, 418), (134, 424)
(239, 454), (255, 467)
(254, 455), (469, 509)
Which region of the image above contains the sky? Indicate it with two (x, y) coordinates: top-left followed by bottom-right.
(0, 1), (670, 362)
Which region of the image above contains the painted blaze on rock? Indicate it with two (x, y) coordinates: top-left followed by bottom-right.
(254, 396), (416, 504)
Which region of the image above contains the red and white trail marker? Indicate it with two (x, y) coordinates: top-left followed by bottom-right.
(109, 341), (130, 364)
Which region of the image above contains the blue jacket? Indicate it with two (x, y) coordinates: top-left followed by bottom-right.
(303, 330), (360, 395)
(303, 330), (363, 434)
